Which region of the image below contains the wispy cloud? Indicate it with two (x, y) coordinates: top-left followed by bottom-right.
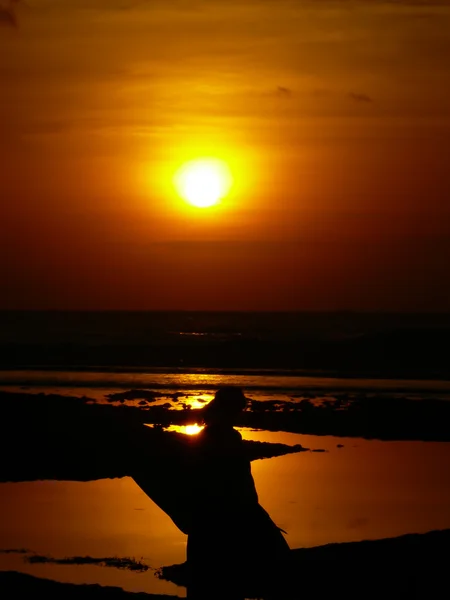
(349, 92), (373, 103)
(276, 85), (293, 97)
(0, 0), (19, 28)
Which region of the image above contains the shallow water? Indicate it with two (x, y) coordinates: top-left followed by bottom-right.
(0, 478), (185, 596)
(1, 429), (450, 596)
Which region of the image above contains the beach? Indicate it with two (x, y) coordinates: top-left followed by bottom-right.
(1, 312), (450, 598)
(2, 383), (450, 597)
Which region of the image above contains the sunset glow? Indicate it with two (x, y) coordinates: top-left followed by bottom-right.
(2, 1), (450, 311)
(174, 158), (233, 208)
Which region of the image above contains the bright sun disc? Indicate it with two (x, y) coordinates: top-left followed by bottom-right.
(174, 158), (233, 208)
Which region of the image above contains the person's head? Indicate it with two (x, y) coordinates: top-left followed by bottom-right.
(202, 386), (247, 427)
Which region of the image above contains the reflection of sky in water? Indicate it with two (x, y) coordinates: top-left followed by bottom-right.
(176, 394), (211, 410)
(0, 479), (185, 596)
(1, 436), (450, 596)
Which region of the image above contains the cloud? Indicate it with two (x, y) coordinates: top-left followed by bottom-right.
(349, 92), (373, 103)
(0, 1), (18, 28)
(276, 85), (293, 97)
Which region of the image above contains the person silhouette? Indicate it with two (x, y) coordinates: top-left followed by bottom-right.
(186, 386), (290, 599)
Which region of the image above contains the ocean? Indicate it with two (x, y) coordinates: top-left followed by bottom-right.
(1, 310), (450, 376)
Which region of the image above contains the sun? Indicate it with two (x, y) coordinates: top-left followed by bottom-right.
(174, 158), (233, 208)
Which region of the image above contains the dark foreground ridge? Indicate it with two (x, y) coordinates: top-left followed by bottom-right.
(158, 528), (450, 598)
(0, 571), (178, 599)
(1, 529), (449, 599)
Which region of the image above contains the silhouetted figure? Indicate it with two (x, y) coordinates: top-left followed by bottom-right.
(186, 386), (290, 599)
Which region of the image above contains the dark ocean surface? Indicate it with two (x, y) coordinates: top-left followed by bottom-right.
(1, 310), (450, 377)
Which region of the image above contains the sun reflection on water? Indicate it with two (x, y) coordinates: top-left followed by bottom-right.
(184, 424), (204, 435)
(188, 395), (211, 409)
(165, 424), (204, 436)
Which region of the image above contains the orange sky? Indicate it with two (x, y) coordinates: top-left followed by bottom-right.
(1, 0), (450, 310)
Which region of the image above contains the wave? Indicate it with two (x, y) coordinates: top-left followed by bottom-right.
(1, 369), (450, 397)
